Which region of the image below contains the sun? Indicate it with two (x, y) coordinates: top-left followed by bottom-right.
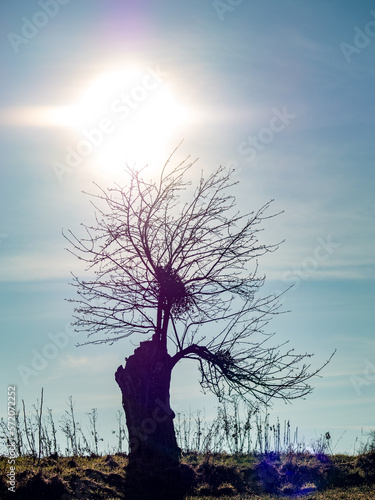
(52, 67), (193, 181)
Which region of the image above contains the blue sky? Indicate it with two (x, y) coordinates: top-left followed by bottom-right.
(1, 0), (374, 455)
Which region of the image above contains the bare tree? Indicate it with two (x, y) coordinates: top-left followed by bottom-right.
(64, 148), (333, 469)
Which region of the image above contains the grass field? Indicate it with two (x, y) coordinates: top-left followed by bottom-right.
(1, 397), (374, 498)
(1, 451), (375, 499)
(186, 489), (375, 499)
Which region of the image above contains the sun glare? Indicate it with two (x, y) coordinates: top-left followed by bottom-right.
(53, 67), (193, 180)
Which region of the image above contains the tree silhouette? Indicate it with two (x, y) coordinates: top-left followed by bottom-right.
(64, 148), (333, 489)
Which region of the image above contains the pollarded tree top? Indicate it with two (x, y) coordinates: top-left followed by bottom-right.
(65, 147), (334, 406)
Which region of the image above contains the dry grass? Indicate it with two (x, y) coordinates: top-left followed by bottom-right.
(1, 451), (375, 499)
(1, 395), (374, 498)
(187, 487), (375, 499)
(0, 453), (128, 499)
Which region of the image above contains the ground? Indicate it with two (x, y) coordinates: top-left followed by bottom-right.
(1, 451), (375, 499)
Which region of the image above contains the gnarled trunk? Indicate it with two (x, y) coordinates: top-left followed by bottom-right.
(115, 337), (180, 466)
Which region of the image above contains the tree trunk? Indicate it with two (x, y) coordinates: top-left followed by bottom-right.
(115, 337), (180, 466)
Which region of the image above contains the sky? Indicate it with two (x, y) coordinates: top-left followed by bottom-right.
(0, 0), (374, 455)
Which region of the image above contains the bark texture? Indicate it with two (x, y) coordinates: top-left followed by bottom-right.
(115, 338), (180, 466)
